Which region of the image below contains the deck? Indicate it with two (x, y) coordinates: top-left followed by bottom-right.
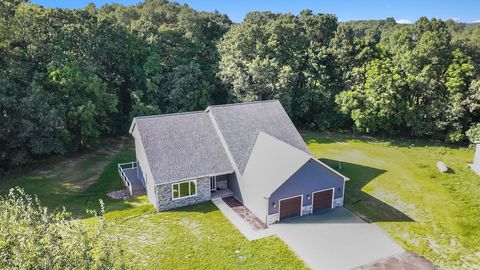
(118, 162), (146, 196)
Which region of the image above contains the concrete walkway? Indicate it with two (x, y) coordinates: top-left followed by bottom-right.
(211, 198), (275, 241)
(269, 208), (404, 270)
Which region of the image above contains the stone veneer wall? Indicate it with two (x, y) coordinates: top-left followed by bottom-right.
(302, 205), (313, 215)
(155, 177), (211, 211)
(267, 213), (279, 225)
(333, 197), (344, 208)
(266, 199), (344, 225)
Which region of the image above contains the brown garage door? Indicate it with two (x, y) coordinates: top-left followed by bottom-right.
(279, 196), (302, 221)
(313, 189), (333, 213)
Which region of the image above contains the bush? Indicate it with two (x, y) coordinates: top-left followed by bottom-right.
(466, 123), (480, 143)
(0, 187), (128, 270)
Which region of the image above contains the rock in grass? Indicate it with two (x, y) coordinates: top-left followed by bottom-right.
(436, 161), (448, 173)
(107, 189), (130, 200)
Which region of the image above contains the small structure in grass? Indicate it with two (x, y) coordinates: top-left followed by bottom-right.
(107, 189), (130, 200)
(436, 161), (448, 173)
(469, 141), (480, 175)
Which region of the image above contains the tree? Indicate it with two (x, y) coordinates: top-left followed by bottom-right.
(0, 188), (128, 269)
(47, 63), (118, 150)
(218, 11), (340, 128)
(379, 18), (453, 137)
(441, 49), (474, 142)
(466, 123), (480, 142)
(336, 55), (407, 133)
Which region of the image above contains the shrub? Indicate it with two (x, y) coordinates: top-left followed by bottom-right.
(0, 187), (128, 270)
(466, 123), (480, 143)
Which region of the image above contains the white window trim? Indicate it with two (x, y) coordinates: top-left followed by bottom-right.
(171, 179), (198, 200)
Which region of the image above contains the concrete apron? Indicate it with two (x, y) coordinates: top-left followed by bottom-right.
(269, 208), (404, 270)
(213, 201), (403, 270)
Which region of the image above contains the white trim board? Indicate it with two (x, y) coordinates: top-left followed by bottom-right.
(311, 157), (350, 181)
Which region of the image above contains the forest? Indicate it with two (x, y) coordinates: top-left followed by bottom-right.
(1, 0), (480, 169)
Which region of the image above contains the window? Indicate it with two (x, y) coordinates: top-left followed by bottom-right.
(172, 180), (197, 200)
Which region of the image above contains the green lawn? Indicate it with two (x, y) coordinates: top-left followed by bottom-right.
(303, 132), (480, 269)
(2, 133), (480, 269)
(1, 140), (307, 270)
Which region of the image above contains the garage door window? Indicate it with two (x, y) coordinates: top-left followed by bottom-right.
(172, 180), (197, 200)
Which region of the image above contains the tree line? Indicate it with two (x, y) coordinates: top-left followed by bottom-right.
(1, 0), (480, 169)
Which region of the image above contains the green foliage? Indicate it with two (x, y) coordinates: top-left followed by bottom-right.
(2, 1), (480, 169)
(0, 187), (128, 269)
(336, 55), (406, 133)
(335, 17), (480, 140)
(218, 11), (341, 128)
(48, 63), (118, 150)
(0, 0), (231, 169)
(466, 123), (480, 142)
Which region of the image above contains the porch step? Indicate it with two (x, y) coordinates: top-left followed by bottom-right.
(211, 189), (234, 199)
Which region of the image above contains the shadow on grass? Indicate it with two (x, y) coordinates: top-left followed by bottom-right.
(321, 158), (414, 223)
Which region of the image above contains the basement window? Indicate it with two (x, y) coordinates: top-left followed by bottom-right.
(172, 180), (197, 200)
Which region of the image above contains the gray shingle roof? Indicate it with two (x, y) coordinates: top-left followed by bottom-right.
(134, 111), (234, 184)
(207, 100), (310, 173)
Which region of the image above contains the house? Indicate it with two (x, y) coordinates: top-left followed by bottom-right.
(119, 100), (348, 225)
(470, 141), (480, 175)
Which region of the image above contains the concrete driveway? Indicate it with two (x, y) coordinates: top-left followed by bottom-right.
(269, 207), (404, 270)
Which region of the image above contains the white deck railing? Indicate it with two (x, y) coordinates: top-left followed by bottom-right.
(118, 161), (138, 195)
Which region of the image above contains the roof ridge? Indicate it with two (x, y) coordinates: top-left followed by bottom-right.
(133, 110), (206, 121)
(205, 99), (279, 111)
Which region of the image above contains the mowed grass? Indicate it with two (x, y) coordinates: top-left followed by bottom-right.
(1, 140), (307, 270)
(99, 202), (306, 269)
(0, 140), (136, 216)
(303, 132), (480, 269)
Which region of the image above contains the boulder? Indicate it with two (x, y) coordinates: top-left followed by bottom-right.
(436, 161), (448, 173)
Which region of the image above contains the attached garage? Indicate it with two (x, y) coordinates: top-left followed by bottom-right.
(279, 195), (302, 221)
(239, 132), (349, 225)
(312, 189), (334, 213)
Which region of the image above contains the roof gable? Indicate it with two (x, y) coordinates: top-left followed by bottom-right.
(133, 111), (234, 184)
(241, 132), (312, 197)
(206, 100), (310, 173)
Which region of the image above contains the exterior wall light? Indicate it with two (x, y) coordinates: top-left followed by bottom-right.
(307, 195), (311, 200)
(272, 202), (276, 208)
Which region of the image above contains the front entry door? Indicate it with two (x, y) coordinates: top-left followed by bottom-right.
(210, 177), (216, 191)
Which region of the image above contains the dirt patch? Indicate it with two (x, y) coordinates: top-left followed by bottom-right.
(31, 138), (129, 191)
(354, 251), (436, 270)
(222, 196), (267, 230)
